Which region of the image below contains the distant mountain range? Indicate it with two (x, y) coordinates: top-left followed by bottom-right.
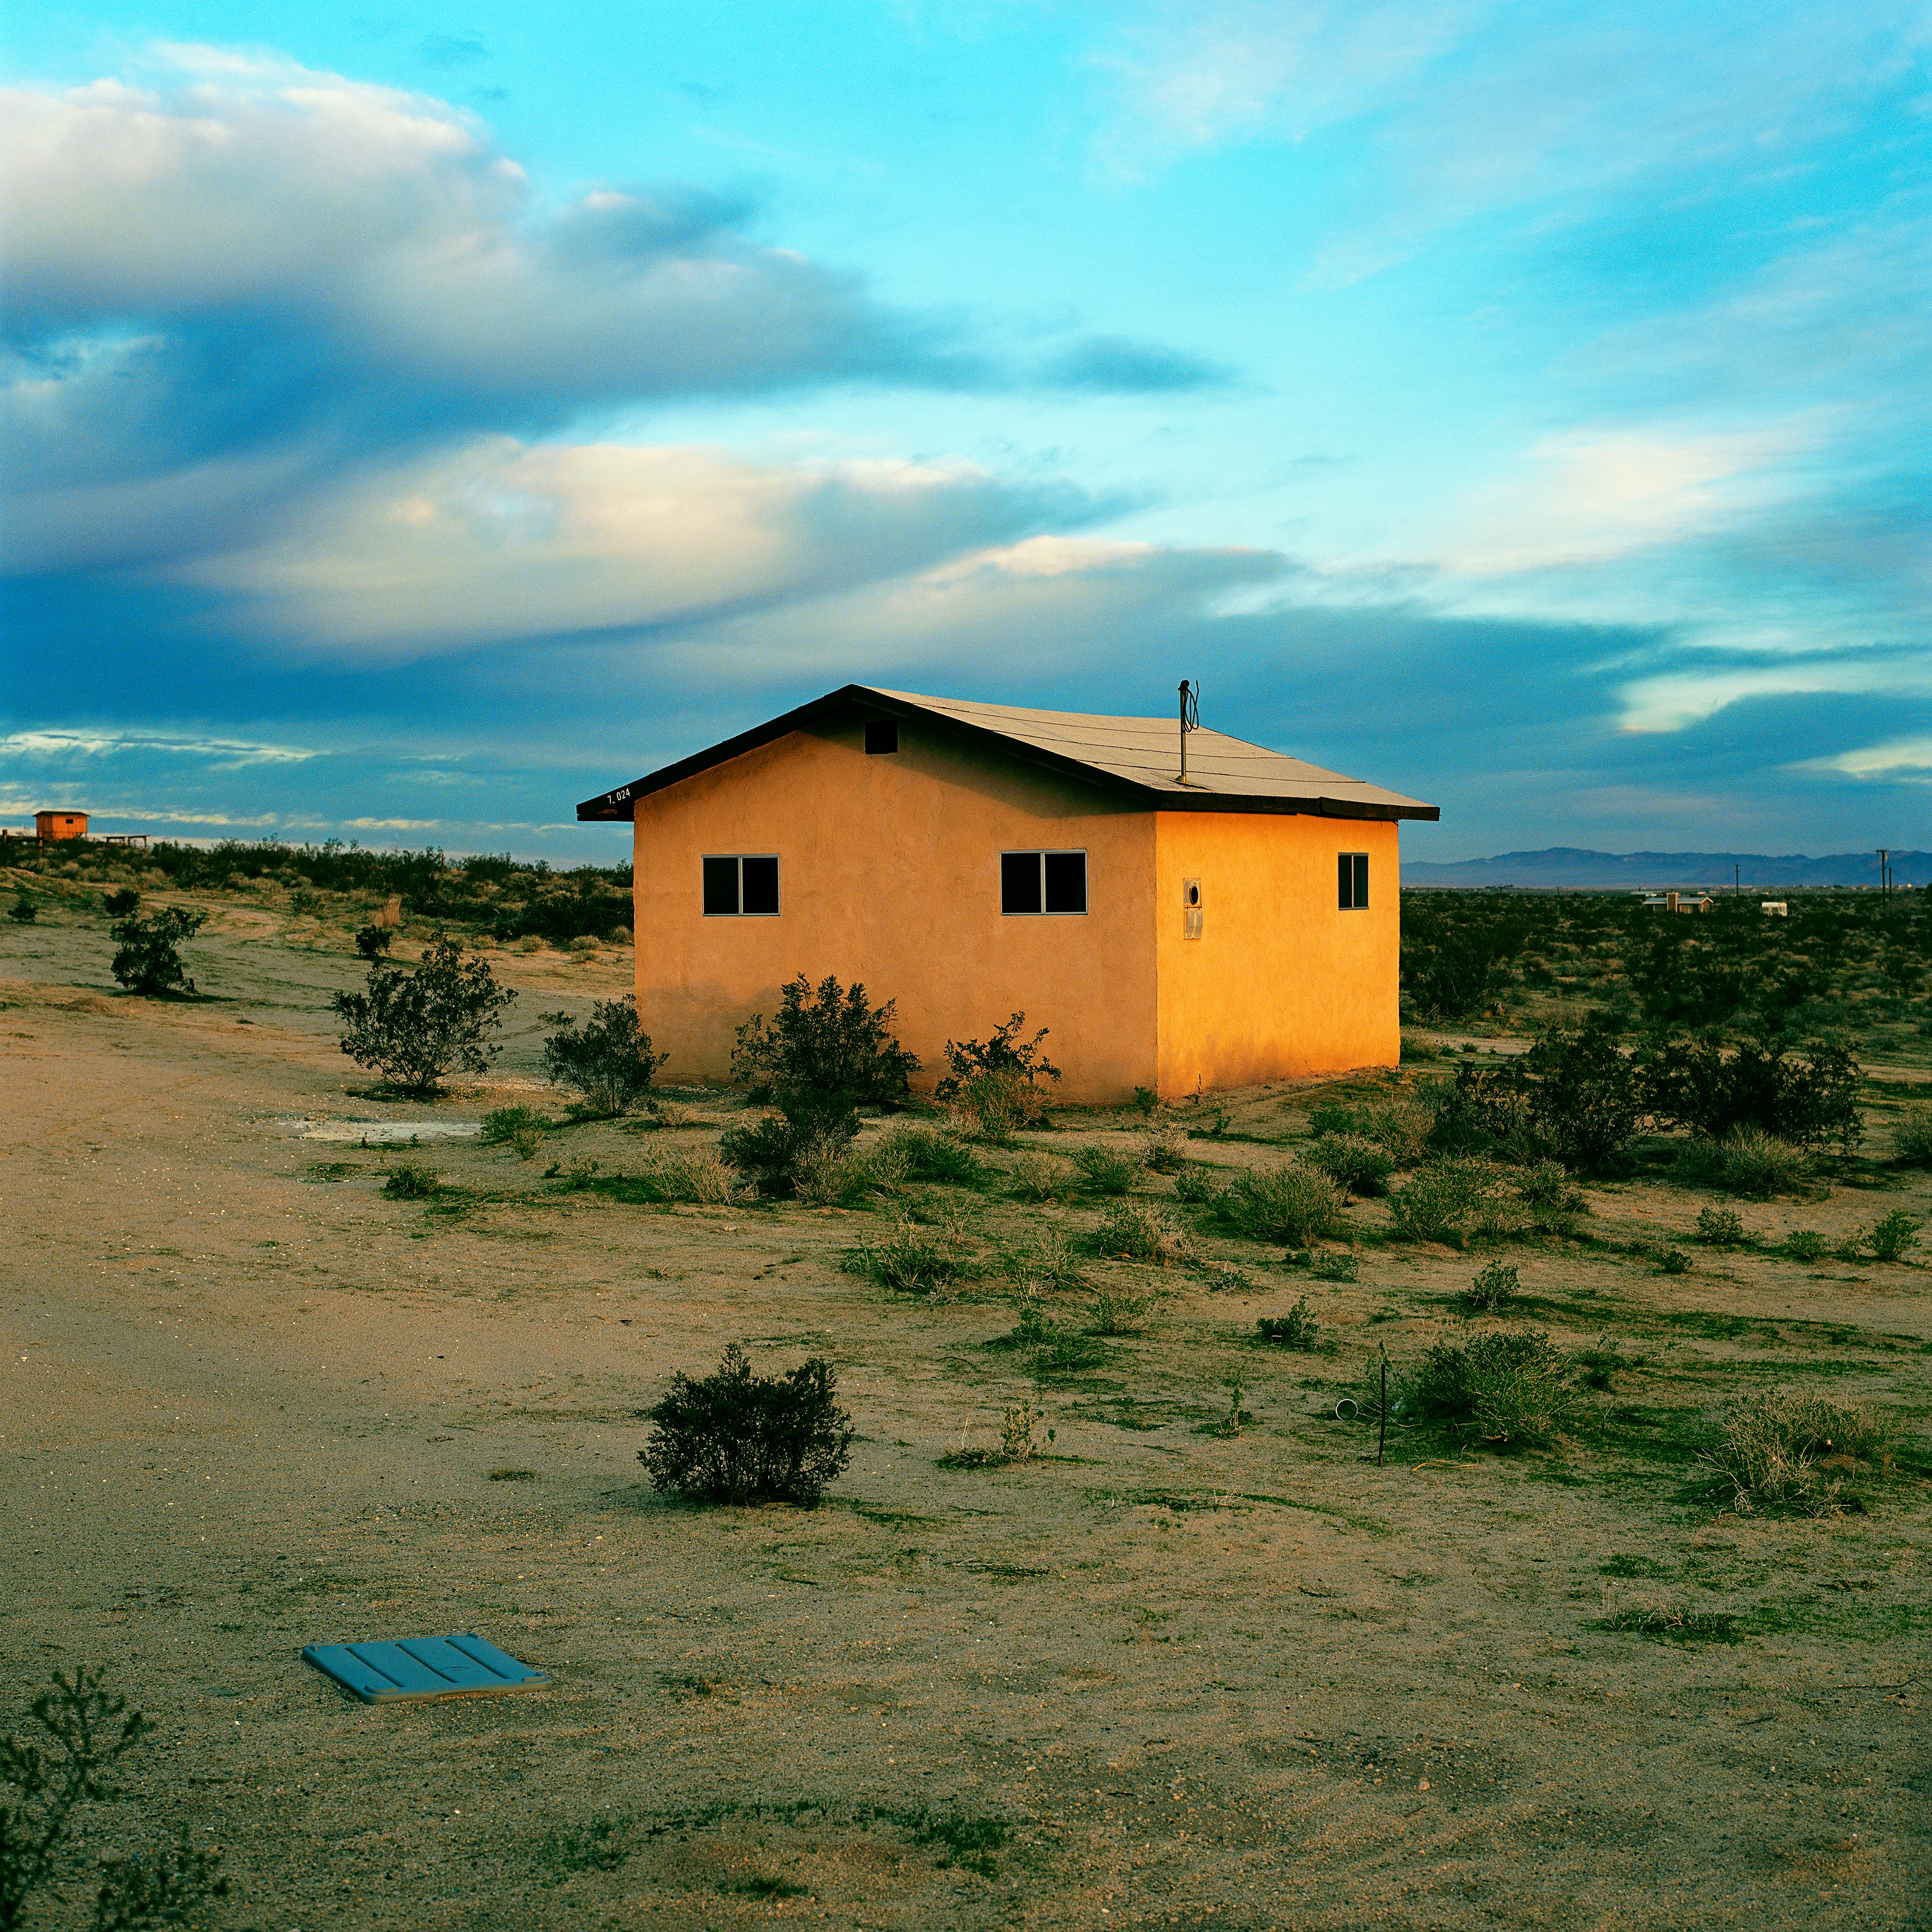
(1402, 847), (1930, 890)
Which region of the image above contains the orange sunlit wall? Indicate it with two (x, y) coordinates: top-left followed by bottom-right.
(631, 719), (1403, 1102)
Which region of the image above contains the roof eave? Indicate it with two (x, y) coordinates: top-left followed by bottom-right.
(1139, 788), (1438, 822)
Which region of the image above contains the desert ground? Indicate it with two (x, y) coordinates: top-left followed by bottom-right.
(3, 884), (1928, 1930)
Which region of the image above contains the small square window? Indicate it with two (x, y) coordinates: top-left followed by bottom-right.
(702, 854), (780, 916)
(1338, 852), (1369, 910)
(1001, 849), (1087, 916)
(864, 719), (899, 755)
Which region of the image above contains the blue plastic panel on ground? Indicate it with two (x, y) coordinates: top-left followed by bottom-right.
(302, 1632), (548, 1704)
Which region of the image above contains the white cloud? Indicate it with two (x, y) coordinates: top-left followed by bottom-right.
(0, 727), (316, 764)
(169, 438), (1095, 655)
(1795, 736), (1932, 778)
(1438, 420), (1826, 576)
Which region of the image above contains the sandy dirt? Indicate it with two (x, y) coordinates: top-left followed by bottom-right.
(3, 892), (1929, 1930)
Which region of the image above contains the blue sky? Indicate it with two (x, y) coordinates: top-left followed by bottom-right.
(3, 1), (1927, 861)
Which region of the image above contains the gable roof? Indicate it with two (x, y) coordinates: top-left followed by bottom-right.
(577, 684), (1438, 823)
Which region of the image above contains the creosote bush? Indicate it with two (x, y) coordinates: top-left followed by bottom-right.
(1704, 1391), (1895, 1511)
(1255, 1297), (1322, 1351)
(332, 933), (516, 1097)
(1695, 1205), (1747, 1246)
(1300, 1133), (1394, 1197)
(1460, 1259), (1519, 1314)
(382, 1161), (440, 1199)
(935, 1014), (1059, 1141)
(725, 975), (918, 1191)
(1864, 1211), (1922, 1264)
(540, 996), (669, 1116)
(1218, 1166), (1349, 1246)
(1171, 1163), (1221, 1206)
(639, 1345), (853, 1506)
(480, 1105), (552, 1161)
(1783, 1229), (1828, 1263)
(7, 895), (36, 924)
(102, 888), (139, 916)
(1896, 1106), (1932, 1168)
(876, 1126), (988, 1188)
(1389, 1158), (1503, 1244)
(1403, 1330), (1578, 1448)
(108, 906), (208, 998)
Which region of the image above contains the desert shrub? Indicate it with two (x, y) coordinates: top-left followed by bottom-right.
(1676, 1128), (1812, 1198)
(1309, 1249), (1358, 1282)
(382, 1161), (440, 1199)
(1865, 1211), (1922, 1264)
(1696, 1205), (1747, 1246)
(540, 996), (669, 1116)
(1427, 1021), (1640, 1170)
(630, 1147), (747, 1205)
(332, 933), (516, 1096)
(933, 1012), (1060, 1107)
(1704, 1391), (1895, 1510)
(847, 1220), (972, 1294)
(1256, 1297), (1321, 1350)
(0, 1666), (227, 1932)
(1218, 1166), (1349, 1246)
(998, 1229), (1088, 1295)
(731, 973), (919, 1128)
(1088, 1287), (1152, 1334)
(1404, 1330), (1578, 1448)
(1646, 1038), (1863, 1154)
(1172, 1163), (1221, 1206)
(638, 1345), (853, 1505)
(1516, 1161), (1584, 1212)
(944, 1072), (1036, 1142)
(7, 895), (36, 924)
(1300, 1133), (1394, 1197)
(940, 1402), (1050, 1468)
(102, 888), (139, 916)
(1361, 1100), (1432, 1167)
(1141, 1130), (1186, 1174)
(108, 906), (208, 998)
(1594, 1602), (1740, 1643)
(1401, 899), (1532, 1018)
(1072, 1146), (1138, 1195)
(1783, 1229), (1828, 1262)
(1460, 1259), (1519, 1313)
(1307, 1100), (1359, 1137)
(1658, 1247), (1693, 1274)
(1389, 1158), (1503, 1243)
(878, 1126), (987, 1188)
(1007, 1152), (1074, 1202)
(354, 924), (393, 960)
(481, 1104), (552, 1149)
(1895, 1106), (1932, 1167)
(1089, 1199), (1194, 1266)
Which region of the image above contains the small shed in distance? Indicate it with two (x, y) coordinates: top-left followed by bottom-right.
(35, 811), (88, 841)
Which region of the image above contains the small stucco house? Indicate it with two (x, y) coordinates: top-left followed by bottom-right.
(578, 685), (1437, 1102)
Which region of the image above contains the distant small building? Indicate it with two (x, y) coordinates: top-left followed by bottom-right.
(35, 811), (87, 841)
(1760, 901), (1789, 917)
(1641, 891), (1713, 913)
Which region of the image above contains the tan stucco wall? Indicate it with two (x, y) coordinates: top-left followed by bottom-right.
(1152, 812), (1401, 1093)
(632, 720), (1160, 1101)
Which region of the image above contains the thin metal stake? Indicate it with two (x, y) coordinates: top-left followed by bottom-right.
(1377, 1349), (1388, 1467)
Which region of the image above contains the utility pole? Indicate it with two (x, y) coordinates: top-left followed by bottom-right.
(1879, 848), (1889, 898)
(1734, 863), (1740, 899)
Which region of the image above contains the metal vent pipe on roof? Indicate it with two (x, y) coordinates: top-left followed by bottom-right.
(1178, 679), (1198, 785)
